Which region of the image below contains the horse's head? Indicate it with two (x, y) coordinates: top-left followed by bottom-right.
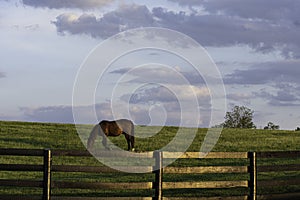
(87, 124), (99, 151)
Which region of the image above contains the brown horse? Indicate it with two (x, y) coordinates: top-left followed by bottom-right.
(87, 119), (135, 151)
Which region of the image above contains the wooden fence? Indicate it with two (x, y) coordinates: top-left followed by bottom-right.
(0, 149), (299, 200)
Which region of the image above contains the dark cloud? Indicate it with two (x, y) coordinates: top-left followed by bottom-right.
(0, 72), (6, 78)
(52, 5), (154, 38)
(169, 0), (300, 57)
(22, 0), (114, 10)
(224, 60), (300, 85)
(20, 103), (118, 124)
(110, 67), (206, 85)
(21, 105), (74, 123)
(122, 86), (177, 104)
(254, 83), (300, 107)
(226, 93), (252, 105)
(52, 3), (300, 58)
(170, 0), (300, 23)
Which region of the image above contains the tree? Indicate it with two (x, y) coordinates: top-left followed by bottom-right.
(264, 122), (280, 130)
(223, 105), (256, 128)
(296, 127), (300, 131)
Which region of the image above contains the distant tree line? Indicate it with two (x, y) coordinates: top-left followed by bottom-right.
(264, 122), (280, 130)
(213, 105), (300, 131)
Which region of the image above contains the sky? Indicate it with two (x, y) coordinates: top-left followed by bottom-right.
(1, 0), (300, 130)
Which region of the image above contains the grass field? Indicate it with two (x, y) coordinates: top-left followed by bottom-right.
(1, 120), (299, 151)
(0, 120), (300, 197)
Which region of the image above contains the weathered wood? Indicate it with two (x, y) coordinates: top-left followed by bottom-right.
(0, 179), (43, 187)
(257, 164), (300, 172)
(0, 148), (44, 156)
(0, 195), (42, 200)
(257, 192), (300, 200)
(52, 165), (152, 173)
(163, 152), (248, 159)
(164, 166), (248, 174)
(154, 151), (163, 200)
(51, 197), (153, 200)
(257, 151), (300, 158)
(163, 181), (248, 189)
(1, 149), (300, 200)
(52, 181), (152, 189)
(0, 164), (44, 171)
(249, 152), (257, 200)
(162, 196), (248, 200)
(52, 149), (91, 157)
(43, 149), (52, 200)
(257, 178), (300, 187)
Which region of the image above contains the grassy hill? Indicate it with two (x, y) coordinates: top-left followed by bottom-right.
(1, 120), (299, 152)
(0, 120), (300, 197)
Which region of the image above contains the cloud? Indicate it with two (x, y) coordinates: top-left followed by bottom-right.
(0, 72), (6, 78)
(254, 84), (300, 107)
(52, 5), (154, 38)
(170, 0), (300, 23)
(110, 66), (206, 85)
(52, 3), (300, 58)
(224, 59), (300, 108)
(226, 93), (252, 104)
(224, 60), (300, 85)
(22, 0), (114, 10)
(121, 85), (210, 104)
(20, 103), (119, 124)
(21, 105), (74, 123)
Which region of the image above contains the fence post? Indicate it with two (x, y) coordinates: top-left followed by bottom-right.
(153, 151), (163, 200)
(43, 149), (52, 200)
(249, 151), (257, 200)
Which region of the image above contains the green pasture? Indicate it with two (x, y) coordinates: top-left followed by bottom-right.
(0, 120), (300, 197)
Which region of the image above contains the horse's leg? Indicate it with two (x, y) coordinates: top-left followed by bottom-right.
(130, 124), (135, 151)
(124, 133), (131, 151)
(130, 136), (135, 151)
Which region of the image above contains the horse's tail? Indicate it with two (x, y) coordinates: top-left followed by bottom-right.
(87, 124), (100, 150)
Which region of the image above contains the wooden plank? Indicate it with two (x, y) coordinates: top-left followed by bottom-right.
(163, 196), (248, 200)
(0, 196), (155, 200)
(0, 179), (43, 188)
(0, 148), (44, 156)
(163, 181), (248, 189)
(257, 164), (300, 172)
(52, 165), (152, 173)
(52, 149), (154, 158)
(0, 196), (42, 200)
(163, 152), (248, 159)
(257, 178), (300, 187)
(0, 164), (44, 171)
(52, 150), (91, 157)
(257, 151), (300, 158)
(52, 197), (153, 200)
(257, 192), (300, 200)
(52, 181), (153, 190)
(93, 151), (154, 158)
(164, 166), (248, 174)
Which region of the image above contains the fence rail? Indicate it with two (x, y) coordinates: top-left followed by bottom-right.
(0, 149), (300, 200)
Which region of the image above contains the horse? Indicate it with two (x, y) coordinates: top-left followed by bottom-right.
(87, 119), (135, 151)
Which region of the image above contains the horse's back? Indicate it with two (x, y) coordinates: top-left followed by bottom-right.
(115, 119), (134, 134)
(99, 119), (134, 136)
